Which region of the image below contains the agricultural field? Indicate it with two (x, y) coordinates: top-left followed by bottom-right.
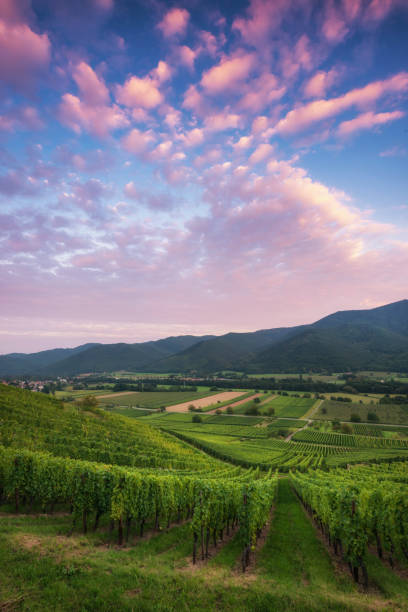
(98, 390), (219, 410)
(262, 395), (316, 418)
(1, 383), (408, 611)
(318, 400), (408, 424)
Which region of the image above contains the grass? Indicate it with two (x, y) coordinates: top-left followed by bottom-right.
(2, 480), (408, 611)
(261, 396), (315, 418)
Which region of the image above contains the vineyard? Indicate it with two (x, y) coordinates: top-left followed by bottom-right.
(1, 383), (408, 610)
(291, 463), (408, 586)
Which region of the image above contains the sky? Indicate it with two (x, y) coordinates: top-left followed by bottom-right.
(1, 0), (408, 354)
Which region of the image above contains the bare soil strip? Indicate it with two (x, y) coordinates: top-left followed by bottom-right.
(97, 391), (140, 400)
(206, 392), (263, 414)
(167, 391), (245, 413)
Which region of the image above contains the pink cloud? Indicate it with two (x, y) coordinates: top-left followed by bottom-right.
(176, 45), (197, 69)
(337, 110), (405, 136)
(93, 0), (114, 9)
(204, 111), (242, 132)
(59, 93), (128, 137)
(322, 0), (349, 42)
(157, 7), (190, 38)
(179, 128), (204, 147)
(201, 53), (255, 95)
(0, 106), (43, 131)
(274, 71), (408, 134)
(232, 0), (290, 46)
(0, 16), (50, 92)
(232, 136), (253, 151)
(122, 128), (155, 155)
(124, 181), (139, 199)
(238, 73), (286, 113)
(248, 143), (274, 165)
(115, 61), (171, 109)
(364, 0), (396, 22)
(304, 69), (338, 98)
(58, 61), (129, 137)
(151, 60), (172, 83)
(72, 61), (109, 105)
(279, 34), (314, 80)
(182, 85), (206, 115)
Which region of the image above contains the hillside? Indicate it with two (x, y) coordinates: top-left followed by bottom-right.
(0, 335), (214, 377)
(1, 300), (407, 375)
(249, 323), (408, 373)
(0, 384), (217, 470)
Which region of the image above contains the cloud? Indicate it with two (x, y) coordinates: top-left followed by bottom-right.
(59, 93), (128, 137)
(248, 143), (274, 165)
(238, 73), (286, 113)
(182, 84), (206, 115)
(179, 127), (204, 147)
(204, 111), (242, 132)
(379, 145), (407, 157)
(122, 128), (155, 155)
(72, 61), (109, 105)
(0, 106), (43, 131)
(232, 0), (290, 46)
(58, 61), (129, 137)
(201, 53), (255, 95)
(175, 45), (196, 69)
(274, 72), (408, 134)
(303, 69), (338, 99)
(0, 13), (50, 92)
(124, 181), (139, 199)
(115, 61), (171, 109)
(337, 110), (404, 136)
(157, 7), (190, 38)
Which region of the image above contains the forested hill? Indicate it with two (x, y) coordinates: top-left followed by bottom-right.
(1, 300), (407, 376)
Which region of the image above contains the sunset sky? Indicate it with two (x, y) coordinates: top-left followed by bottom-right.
(1, 0), (408, 353)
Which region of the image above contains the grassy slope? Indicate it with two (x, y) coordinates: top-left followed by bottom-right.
(1, 479), (407, 611)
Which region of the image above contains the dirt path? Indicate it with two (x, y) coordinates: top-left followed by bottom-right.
(303, 399), (323, 419)
(206, 393), (263, 415)
(286, 419), (312, 441)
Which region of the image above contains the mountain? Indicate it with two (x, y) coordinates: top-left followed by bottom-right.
(145, 300), (408, 374)
(0, 336), (214, 377)
(0, 344), (99, 376)
(249, 323), (408, 373)
(311, 300), (408, 336)
(148, 327), (304, 373)
(1, 300), (407, 376)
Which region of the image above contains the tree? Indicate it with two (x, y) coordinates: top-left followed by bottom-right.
(254, 397), (261, 404)
(341, 423), (353, 435)
(267, 406), (275, 416)
(188, 404), (195, 412)
(226, 406), (234, 414)
(192, 414), (202, 423)
(245, 405), (259, 416)
(350, 413), (361, 423)
(215, 408), (222, 415)
(367, 411), (379, 423)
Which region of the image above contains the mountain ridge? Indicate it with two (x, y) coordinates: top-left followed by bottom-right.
(1, 300), (407, 376)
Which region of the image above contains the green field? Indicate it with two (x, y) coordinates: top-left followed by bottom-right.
(2, 384), (408, 611)
(318, 400), (408, 424)
(264, 396), (316, 418)
(98, 390), (216, 409)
